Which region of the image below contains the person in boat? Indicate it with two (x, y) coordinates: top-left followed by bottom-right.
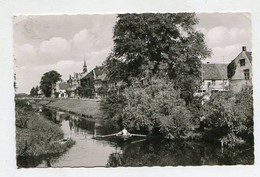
(116, 128), (131, 136)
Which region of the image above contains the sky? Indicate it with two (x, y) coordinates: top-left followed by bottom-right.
(13, 13), (252, 94)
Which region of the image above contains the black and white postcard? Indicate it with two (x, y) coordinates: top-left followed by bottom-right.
(0, 0), (259, 177)
(13, 13), (254, 168)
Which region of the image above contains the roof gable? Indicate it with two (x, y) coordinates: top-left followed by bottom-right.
(245, 51), (252, 63)
(203, 64), (228, 80)
(93, 66), (103, 76)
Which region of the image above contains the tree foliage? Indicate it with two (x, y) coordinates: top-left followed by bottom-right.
(203, 87), (253, 146)
(227, 60), (236, 78)
(30, 86), (39, 96)
(107, 13), (211, 103)
(75, 86), (94, 98)
(80, 74), (95, 98)
(101, 13), (211, 139)
(40, 70), (62, 97)
(103, 54), (127, 84)
(122, 77), (193, 139)
(16, 103), (75, 160)
(97, 84), (109, 98)
(100, 91), (126, 127)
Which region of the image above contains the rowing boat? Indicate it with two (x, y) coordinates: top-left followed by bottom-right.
(93, 133), (147, 141)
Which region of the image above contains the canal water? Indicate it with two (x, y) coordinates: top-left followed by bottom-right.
(18, 108), (254, 167)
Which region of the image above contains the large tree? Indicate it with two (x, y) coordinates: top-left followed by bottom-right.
(107, 13), (211, 103)
(40, 70), (62, 97)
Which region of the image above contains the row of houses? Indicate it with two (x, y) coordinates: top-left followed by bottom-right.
(52, 60), (87, 98)
(53, 46), (252, 99)
(53, 60), (109, 99)
(196, 46), (252, 96)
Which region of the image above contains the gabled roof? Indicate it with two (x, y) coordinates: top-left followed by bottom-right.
(245, 51), (252, 63)
(203, 63), (228, 80)
(93, 66), (103, 76)
(82, 66), (104, 80)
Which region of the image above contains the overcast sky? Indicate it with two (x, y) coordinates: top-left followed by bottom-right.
(14, 13), (251, 94)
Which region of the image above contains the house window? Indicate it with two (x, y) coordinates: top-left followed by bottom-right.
(240, 59), (245, 66)
(212, 80), (216, 86)
(244, 69), (250, 80)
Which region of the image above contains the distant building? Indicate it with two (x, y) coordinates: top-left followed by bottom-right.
(66, 59), (88, 97)
(93, 67), (109, 98)
(68, 60), (88, 90)
(196, 46), (252, 96)
(55, 81), (70, 98)
(227, 46), (252, 93)
(81, 66), (109, 98)
(196, 63), (229, 96)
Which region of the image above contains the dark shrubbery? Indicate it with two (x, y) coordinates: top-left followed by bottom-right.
(101, 84), (253, 145)
(122, 78), (194, 139)
(203, 87), (253, 147)
(15, 100), (33, 111)
(16, 100), (75, 158)
(101, 78), (196, 140)
(227, 60), (236, 78)
(100, 91), (126, 130)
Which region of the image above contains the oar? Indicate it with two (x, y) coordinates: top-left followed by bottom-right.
(93, 133), (117, 138)
(130, 133), (147, 137)
(131, 139), (147, 144)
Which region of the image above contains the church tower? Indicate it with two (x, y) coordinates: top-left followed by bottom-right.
(83, 59), (87, 73)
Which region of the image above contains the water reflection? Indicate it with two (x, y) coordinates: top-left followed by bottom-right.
(106, 139), (254, 167)
(39, 108), (119, 167)
(18, 108), (254, 167)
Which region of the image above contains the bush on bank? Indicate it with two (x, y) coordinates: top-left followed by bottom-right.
(203, 87), (253, 147)
(102, 78), (195, 140)
(101, 80), (253, 145)
(16, 100), (75, 158)
(100, 91), (126, 130)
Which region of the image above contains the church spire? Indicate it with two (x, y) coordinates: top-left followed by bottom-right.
(83, 56), (87, 73)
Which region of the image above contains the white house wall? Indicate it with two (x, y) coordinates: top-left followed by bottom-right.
(201, 79), (229, 92)
(230, 52), (252, 80)
(229, 51), (252, 92)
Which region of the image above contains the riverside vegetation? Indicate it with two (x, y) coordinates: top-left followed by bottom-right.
(18, 14), (253, 166)
(16, 100), (75, 167)
(100, 13), (254, 148)
(101, 80), (254, 147)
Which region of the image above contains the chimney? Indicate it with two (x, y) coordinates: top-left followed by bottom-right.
(242, 46), (247, 51)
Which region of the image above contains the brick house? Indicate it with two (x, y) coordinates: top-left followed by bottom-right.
(81, 66), (109, 98)
(227, 46), (252, 93)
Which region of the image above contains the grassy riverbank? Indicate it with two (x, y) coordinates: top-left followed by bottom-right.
(16, 100), (75, 166)
(47, 99), (102, 118)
